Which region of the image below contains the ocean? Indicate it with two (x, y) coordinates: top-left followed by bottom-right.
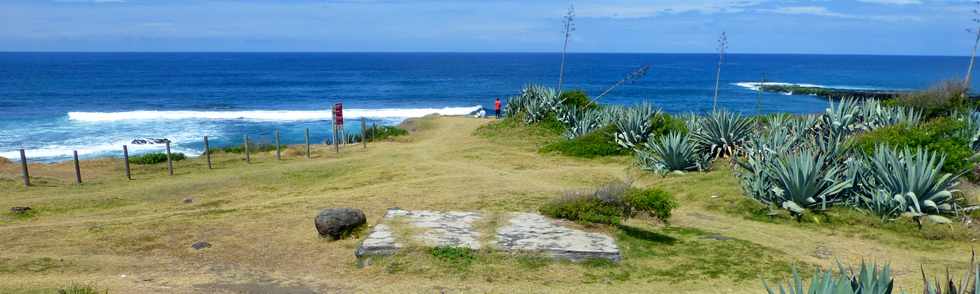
(0, 52), (973, 162)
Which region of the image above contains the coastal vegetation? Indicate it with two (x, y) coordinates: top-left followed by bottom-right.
(127, 152), (185, 165)
(499, 83), (977, 227)
(539, 181), (677, 225)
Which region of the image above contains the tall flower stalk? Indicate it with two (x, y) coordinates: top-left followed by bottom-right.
(712, 32), (728, 112)
(556, 4), (575, 95)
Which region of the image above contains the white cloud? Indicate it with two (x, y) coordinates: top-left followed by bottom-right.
(857, 0), (922, 5)
(53, 0), (126, 3)
(578, 0), (764, 19)
(759, 5), (921, 22)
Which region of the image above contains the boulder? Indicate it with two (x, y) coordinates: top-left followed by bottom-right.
(10, 207), (31, 214)
(314, 208), (366, 240)
(191, 241), (211, 250)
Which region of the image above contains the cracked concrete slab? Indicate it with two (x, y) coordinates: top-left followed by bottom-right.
(355, 209), (620, 262)
(494, 213), (621, 262)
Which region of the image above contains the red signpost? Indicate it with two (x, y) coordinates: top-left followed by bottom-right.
(333, 103), (344, 126)
(332, 103), (343, 153)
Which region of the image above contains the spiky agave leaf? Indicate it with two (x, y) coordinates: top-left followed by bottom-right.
(768, 149), (853, 215)
(763, 261), (897, 294)
(563, 107), (604, 139)
(957, 111), (980, 152)
(866, 146), (962, 215)
(612, 102), (659, 150)
(691, 110), (754, 158)
(636, 132), (712, 175)
(509, 84), (561, 124)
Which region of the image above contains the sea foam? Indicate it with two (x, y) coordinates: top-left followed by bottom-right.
(68, 105), (484, 122)
(732, 82), (890, 92)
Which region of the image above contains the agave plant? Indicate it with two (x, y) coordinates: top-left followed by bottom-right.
(764, 261), (896, 294)
(957, 111), (980, 152)
(921, 251), (980, 294)
(768, 149), (853, 217)
(817, 98), (864, 137)
(862, 189), (914, 221)
(867, 104), (921, 129)
(636, 132), (712, 175)
(612, 102), (659, 150)
(691, 110), (754, 158)
(506, 84), (561, 124)
(865, 146), (962, 215)
(563, 108), (603, 139)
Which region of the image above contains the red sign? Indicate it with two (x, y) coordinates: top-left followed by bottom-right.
(333, 103), (344, 125)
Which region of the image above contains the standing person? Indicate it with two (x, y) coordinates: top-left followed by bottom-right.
(494, 97), (502, 119)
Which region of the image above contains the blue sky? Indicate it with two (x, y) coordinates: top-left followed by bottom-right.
(0, 0), (974, 55)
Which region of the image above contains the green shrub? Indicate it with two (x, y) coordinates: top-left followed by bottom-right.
(852, 117), (975, 174)
(216, 143), (286, 154)
(540, 181), (631, 225)
(540, 195), (625, 225)
(540, 182), (678, 225)
(560, 89), (596, 110)
(891, 80), (970, 118)
(624, 188), (678, 223)
(128, 152), (185, 165)
(60, 282), (104, 294)
(540, 125), (628, 158)
(365, 125), (408, 142)
(650, 113), (688, 137)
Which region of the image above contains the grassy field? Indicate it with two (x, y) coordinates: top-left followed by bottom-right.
(0, 116), (978, 293)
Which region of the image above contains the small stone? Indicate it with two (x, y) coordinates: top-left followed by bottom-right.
(191, 241), (211, 250)
(314, 208), (366, 240)
(701, 234), (733, 241)
(10, 207), (31, 214)
(813, 245), (833, 259)
(182, 197), (193, 204)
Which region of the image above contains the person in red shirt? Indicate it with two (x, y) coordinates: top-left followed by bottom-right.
(494, 98), (502, 119)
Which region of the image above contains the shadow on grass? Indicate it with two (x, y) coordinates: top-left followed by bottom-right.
(615, 224), (677, 245)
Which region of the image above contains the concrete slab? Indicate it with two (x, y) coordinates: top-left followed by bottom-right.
(494, 213), (621, 262)
(355, 209), (482, 257)
(355, 209), (621, 262)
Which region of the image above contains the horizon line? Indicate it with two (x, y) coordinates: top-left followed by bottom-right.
(0, 51), (970, 58)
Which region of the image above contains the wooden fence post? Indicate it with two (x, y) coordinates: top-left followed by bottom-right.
(19, 149), (29, 187)
(204, 136), (212, 169)
(275, 129), (281, 161)
(73, 150), (82, 184)
(123, 145), (131, 180)
(305, 128), (311, 159)
(244, 135), (250, 163)
(166, 141), (174, 176)
(361, 117), (367, 149)
(333, 125), (339, 154)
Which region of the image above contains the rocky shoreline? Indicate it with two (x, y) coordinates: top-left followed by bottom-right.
(758, 84), (980, 100)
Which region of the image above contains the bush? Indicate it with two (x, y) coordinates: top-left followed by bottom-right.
(540, 125), (628, 158)
(560, 89), (596, 110)
(540, 181), (631, 225)
(216, 143), (286, 154)
(852, 117), (975, 174)
(624, 188), (678, 223)
(128, 152), (185, 165)
(365, 125), (408, 142)
(540, 182), (678, 225)
(891, 80), (970, 118)
(650, 113), (688, 138)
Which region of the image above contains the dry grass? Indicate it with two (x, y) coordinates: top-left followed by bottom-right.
(0, 116), (976, 293)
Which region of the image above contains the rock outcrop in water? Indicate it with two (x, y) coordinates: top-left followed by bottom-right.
(131, 138), (171, 145)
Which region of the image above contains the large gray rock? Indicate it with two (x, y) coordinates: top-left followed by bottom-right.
(314, 208), (366, 240)
(356, 209), (621, 262)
